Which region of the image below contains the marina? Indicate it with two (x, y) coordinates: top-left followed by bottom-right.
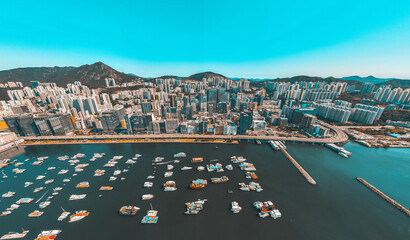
(0, 142), (408, 239)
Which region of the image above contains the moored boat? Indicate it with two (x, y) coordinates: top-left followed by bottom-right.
(0, 230), (29, 239)
(210, 176), (229, 183)
(68, 210), (89, 223)
(34, 230), (61, 240)
(190, 179), (207, 189)
(231, 201), (242, 213)
(191, 157), (203, 163)
(28, 210), (43, 217)
(119, 206), (140, 216)
(58, 208), (70, 221)
(76, 182), (89, 188)
(142, 194), (154, 200)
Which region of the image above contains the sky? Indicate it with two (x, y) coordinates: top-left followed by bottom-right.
(0, 0), (410, 78)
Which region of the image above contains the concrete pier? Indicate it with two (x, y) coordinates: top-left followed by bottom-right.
(280, 149), (317, 185)
(356, 178), (410, 217)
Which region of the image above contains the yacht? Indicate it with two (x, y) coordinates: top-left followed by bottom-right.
(167, 165), (174, 170)
(47, 167), (56, 171)
(125, 159), (136, 164)
(24, 182), (33, 187)
(113, 169), (121, 176)
(147, 175), (155, 179)
(225, 164), (233, 171)
(163, 181), (177, 191)
(181, 166), (192, 171)
(58, 208), (70, 221)
(62, 178), (71, 183)
(173, 152), (186, 158)
(0, 230), (29, 239)
(142, 194), (154, 200)
(34, 230), (61, 240)
(141, 205), (158, 224)
(28, 210), (43, 217)
(164, 171), (173, 177)
(109, 176), (117, 181)
(68, 210), (89, 223)
(231, 201), (242, 213)
(2, 191), (15, 198)
(144, 182), (153, 188)
(33, 187), (44, 193)
(185, 199), (207, 215)
(45, 179), (54, 184)
(12, 168), (26, 174)
(39, 201), (51, 209)
(58, 169), (69, 175)
(1, 211), (12, 217)
(69, 194), (86, 201)
(197, 166), (205, 171)
(119, 206), (140, 216)
(36, 175), (45, 180)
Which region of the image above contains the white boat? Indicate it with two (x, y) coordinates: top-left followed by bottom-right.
(197, 166), (205, 171)
(147, 175), (155, 179)
(12, 168), (26, 174)
(58, 155), (69, 161)
(39, 201), (51, 209)
(142, 194), (154, 200)
(144, 182), (153, 188)
(47, 167), (56, 171)
(231, 201), (242, 213)
(113, 156), (123, 160)
(2, 191), (15, 198)
(135, 154), (142, 158)
(24, 182), (33, 187)
(109, 176), (117, 181)
(6, 204), (20, 211)
(74, 168), (84, 173)
(164, 171), (173, 177)
(181, 166), (192, 171)
(113, 169), (121, 176)
(174, 160), (180, 163)
(33, 187), (44, 193)
(45, 179), (54, 184)
(58, 169), (69, 175)
(167, 165), (174, 170)
(225, 164), (233, 171)
(58, 208), (70, 221)
(125, 159), (136, 164)
(0, 230), (29, 239)
(141, 208), (158, 224)
(63, 178), (71, 183)
(36, 175), (45, 180)
(14, 162), (24, 167)
(69, 194), (86, 201)
(153, 157), (164, 163)
(35, 230), (61, 239)
(163, 181), (177, 191)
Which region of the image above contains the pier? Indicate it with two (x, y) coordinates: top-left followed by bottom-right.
(356, 178), (410, 217)
(280, 149), (317, 185)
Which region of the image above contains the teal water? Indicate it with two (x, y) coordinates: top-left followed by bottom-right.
(0, 142), (408, 239)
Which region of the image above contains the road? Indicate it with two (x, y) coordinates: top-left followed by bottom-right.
(21, 125), (348, 144)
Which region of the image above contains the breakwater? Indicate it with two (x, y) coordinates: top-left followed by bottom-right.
(280, 149), (317, 185)
(356, 178), (410, 217)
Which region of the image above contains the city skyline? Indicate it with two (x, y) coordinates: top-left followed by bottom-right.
(1, 1), (410, 78)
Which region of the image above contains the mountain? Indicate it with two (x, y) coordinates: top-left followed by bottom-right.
(376, 79), (410, 88)
(340, 75), (409, 84)
(256, 75), (363, 88)
(184, 72), (229, 81)
(0, 62), (138, 88)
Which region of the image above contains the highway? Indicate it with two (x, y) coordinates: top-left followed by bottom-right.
(21, 125), (348, 144)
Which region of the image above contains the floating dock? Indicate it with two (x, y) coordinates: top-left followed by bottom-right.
(280, 148), (317, 185)
(356, 178), (410, 217)
(324, 143), (351, 158)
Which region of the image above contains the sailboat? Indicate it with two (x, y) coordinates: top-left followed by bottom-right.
(1, 170), (7, 179)
(58, 207), (70, 221)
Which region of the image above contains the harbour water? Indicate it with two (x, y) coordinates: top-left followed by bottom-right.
(0, 142), (409, 239)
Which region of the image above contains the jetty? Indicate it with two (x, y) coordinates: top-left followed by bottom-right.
(269, 140), (317, 185)
(356, 178), (410, 217)
(281, 149), (317, 185)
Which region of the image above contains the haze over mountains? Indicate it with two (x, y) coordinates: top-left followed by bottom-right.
(0, 62), (408, 89)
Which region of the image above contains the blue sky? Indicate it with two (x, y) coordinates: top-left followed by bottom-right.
(1, 0), (410, 78)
